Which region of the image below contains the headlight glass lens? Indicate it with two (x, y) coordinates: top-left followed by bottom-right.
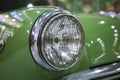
(40, 15), (84, 69)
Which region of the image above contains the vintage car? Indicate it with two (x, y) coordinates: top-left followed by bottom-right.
(0, 2), (120, 80)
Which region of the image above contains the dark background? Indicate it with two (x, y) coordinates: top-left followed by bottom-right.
(0, 0), (48, 11)
(0, 0), (120, 13)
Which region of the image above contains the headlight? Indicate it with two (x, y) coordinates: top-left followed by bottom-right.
(30, 8), (85, 71)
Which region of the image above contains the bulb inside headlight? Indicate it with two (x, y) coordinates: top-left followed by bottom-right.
(30, 8), (85, 71)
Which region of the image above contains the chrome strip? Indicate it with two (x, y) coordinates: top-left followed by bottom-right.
(60, 62), (120, 80)
(0, 40), (4, 53)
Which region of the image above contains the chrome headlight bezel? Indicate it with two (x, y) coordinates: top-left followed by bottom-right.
(30, 7), (85, 71)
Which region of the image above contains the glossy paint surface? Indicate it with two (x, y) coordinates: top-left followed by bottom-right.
(0, 7), (89, 80)
(0, 6), (120, 80)
(77, 14), (120, 67)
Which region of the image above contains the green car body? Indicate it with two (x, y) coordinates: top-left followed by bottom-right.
(0, 6), (120, 80)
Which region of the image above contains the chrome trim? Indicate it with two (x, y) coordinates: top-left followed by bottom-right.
(0, 40), (4, 53)
(30, 7), (84, 71)
(60, 62), (120, 80)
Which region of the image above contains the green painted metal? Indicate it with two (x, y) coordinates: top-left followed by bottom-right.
(0, 7), (89, 80)
(0, 6), (120, 80)
(76, 13), (120, 67)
